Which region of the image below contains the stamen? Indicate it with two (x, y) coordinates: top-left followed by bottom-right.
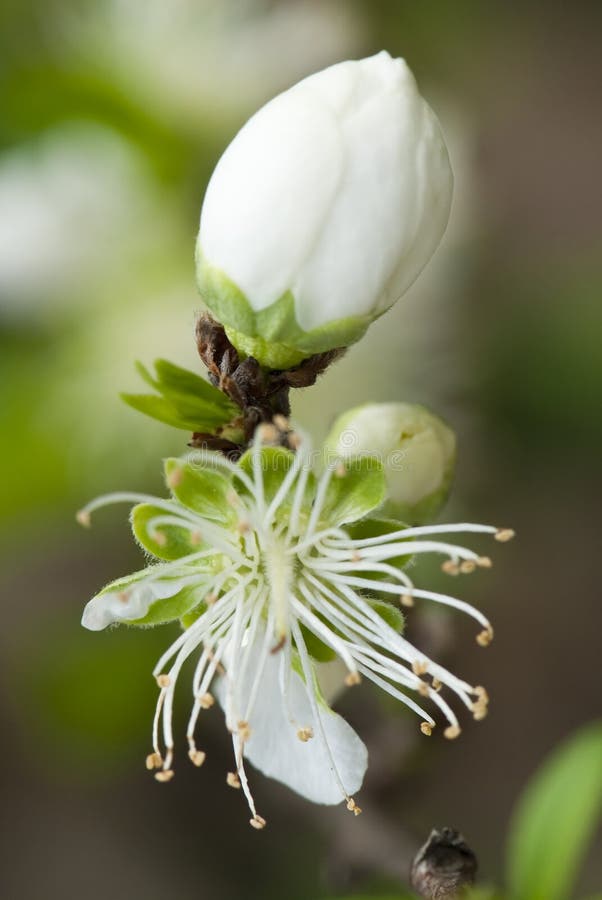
(412, 661), (429, 676)
(238, 721), (251, 742)
(156, 674), (171, 688)
(444, 725), (461, 740)
(420, 722), (433, 736)
(460, 560), (476, 574)
(344, 671), (362, 687)
(297, 727), (314, 742)
(400, 593), (415, 607)
(249, 815), (267, 830)
(476, 627), (494, 647)
(76, 509), (91, 527)
(495, 528), (515, 542)
(477, 556), (492, 568)
(346, 798), (362, 816)
(198, 692), (215, 710)
(227, 771), (241, 789)
(154, 769), (174, 782)
(442, 559), (460, 575)
(145, 752), (162, 770)
(188, 748), (206, 767)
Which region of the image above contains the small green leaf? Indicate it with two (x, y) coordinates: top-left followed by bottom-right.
(122, 359), (239, 432)
(120, 393), (205, 431)
(164, 457), (238, 525)
(507, 720), (602, 900)
(131, 503), (207, 560)
(154, 358), (233, 408)
(320, 456), (386, 526)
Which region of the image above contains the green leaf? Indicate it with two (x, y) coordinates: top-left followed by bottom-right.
(120, 393), (207, 431)
(154, 358), (231, 407)
(121, 359), (239, 432)
(164, 457), (238, 525)
(320, 456), (386, 526)
(131, 503), (207, 560)
(507, 720), (602, 900)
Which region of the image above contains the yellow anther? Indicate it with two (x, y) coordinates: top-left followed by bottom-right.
(400, 594), (415, 608)
(156, 674), (171, 688)
(238, 720), (251, 741)
(476, 627), (494, 647)
(412, 660), (428, 676)
(258, 423), (279, 443)
(145, 752), (162, 770)
(442, 559), (460, 576)
(351, 550), (362, 562)
(273, 414), (289, 431)
(226, 771), (241, 789)
(249, 815), (267, 830)
(206, 592), (218, 606)
(495, 528), (515, 542)
(460, 560), (476, 574)
(297, 727), (314, 742)
(287, 431), (301, 450)
(236, 519), (250, 534)
(198, 692), (215, 710)
(76, 510), (91, 528)
(167, 467), (184, 489)
(344, 671), (362, 687)
(154, 769), (174, 782)
(417, 681), (430, 698)
(431, 678), (442, 692)
(188, 749), (206, 767)
(444, 725), (461, 740)
(477, 556), (492, 568)
(346, 798), (362, 816)
(420, 722), (433, 736)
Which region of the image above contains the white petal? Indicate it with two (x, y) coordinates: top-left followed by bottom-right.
(81, 577), (187, 631)
(199, 51), (452, 331)
(216, 633), (367, 805)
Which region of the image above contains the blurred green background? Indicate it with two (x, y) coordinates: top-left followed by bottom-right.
(1, 1), (601, 898)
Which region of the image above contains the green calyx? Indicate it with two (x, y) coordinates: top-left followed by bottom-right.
(196, 246), (372, 369)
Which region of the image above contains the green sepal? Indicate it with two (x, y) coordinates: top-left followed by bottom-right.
(320, 456), (385, 526)
(300, 624), (337, 663)
(344, 516), (414, 582)
(236, 446), (315, 518)
(130, 583), (208, 627)
(131, 503), (208, 561)
(197, 248), (374, 369)
(121, 358), (238, 432)
(370, 598), (405, 633)
(164, 457), (238, 526)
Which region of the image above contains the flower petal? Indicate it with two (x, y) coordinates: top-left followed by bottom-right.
(81, 569), (203, 631)
(217, 633), (367, 805)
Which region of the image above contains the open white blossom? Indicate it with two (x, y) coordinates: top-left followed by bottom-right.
(196, 51), (453, 368)
(79, 428), (512, 828)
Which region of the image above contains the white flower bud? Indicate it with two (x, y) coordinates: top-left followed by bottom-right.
(197, 51), (453, 369)
(324, 402), (456, 523)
